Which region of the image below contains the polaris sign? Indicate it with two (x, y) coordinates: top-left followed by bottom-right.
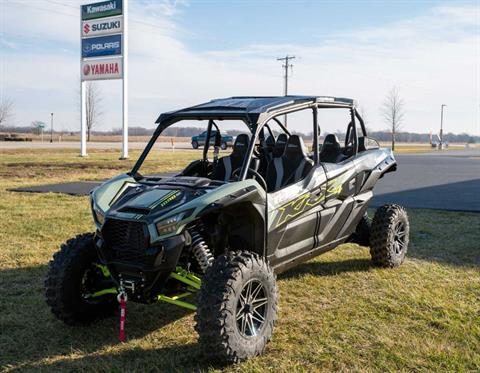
(82, 16), (123, 37)
(82, 0), (122, 20)
(82, 34), (122, 58)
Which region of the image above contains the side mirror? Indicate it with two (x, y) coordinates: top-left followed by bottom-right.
(364, 137), (380, 150)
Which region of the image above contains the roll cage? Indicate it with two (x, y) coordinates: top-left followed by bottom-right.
(130, 96), (368, 181)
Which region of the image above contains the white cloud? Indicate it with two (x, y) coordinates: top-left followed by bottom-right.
(0, 1), (478, 136)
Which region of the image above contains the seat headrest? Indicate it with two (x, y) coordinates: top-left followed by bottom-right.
(232, 134), (249, 154)
(284, 135), (308, 159)
(265, 135), (275, 149)
(324, 134), (340, 146)
(273, 133), (288, 157)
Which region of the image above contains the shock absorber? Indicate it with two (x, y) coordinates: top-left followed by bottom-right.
(189, 226), (214, 274)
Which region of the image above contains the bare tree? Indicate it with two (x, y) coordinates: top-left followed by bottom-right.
(381, 87), (405, 151)
(0, 94), (14, 128)
(85, 82), (103, 141)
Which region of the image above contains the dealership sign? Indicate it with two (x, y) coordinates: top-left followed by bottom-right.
(82, 0), (122, 20)
(82, 34), (122, 58)
(82, 57), (123, 81)
(82, 16), (123, 37)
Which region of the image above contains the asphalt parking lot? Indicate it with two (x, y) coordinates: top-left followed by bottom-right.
(372, 149), (480, 212)
(9, 148), (480, 212)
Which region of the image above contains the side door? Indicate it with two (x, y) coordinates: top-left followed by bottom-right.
(267, 164), (327, 267)
(315, 159), (357, 247)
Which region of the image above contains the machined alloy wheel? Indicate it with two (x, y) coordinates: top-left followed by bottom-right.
(236, 279), (269, 337)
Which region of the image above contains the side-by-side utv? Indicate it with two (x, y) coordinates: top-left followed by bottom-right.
(45, 96), (409, 363)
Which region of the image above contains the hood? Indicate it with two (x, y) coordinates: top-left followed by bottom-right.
(91, 175), (213, 224)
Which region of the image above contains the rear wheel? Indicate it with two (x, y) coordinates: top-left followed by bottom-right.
(370, 204), (409, 267)
(45, 233), (117, 325)
(221, 142), (227, 150)
(195, 251), (278, 363)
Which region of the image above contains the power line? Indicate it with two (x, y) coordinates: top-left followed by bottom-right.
(276, 55), (295, 127)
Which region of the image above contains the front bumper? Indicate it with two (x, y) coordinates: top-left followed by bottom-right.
(94, 225), (186, 303)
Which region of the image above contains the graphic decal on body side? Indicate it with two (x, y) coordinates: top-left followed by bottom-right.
(273, 171), (352, 229)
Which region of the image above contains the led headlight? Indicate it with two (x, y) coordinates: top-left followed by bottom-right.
(93, 208), (105, 225)
(155, 213), (184, 236)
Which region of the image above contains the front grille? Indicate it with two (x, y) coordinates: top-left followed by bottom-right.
(102, 219), (149, 264)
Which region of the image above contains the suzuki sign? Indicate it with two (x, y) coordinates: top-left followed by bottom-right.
(82, 34), (122, 58)
(82, 16), (123, 37)
(82, 57), (123, 81)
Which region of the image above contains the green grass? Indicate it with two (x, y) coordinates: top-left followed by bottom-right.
(0, 149), (479, 372)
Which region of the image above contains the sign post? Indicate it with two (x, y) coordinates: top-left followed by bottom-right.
(120, 0), (128, 159)
(80, 0), (127, 158)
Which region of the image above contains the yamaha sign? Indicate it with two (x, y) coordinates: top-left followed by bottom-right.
(82, 57), (123, 80)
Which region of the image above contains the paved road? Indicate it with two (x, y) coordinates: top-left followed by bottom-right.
(0, 141), (193, 150)
(371, 149), (480, 212)
(9, 148), (480, 212)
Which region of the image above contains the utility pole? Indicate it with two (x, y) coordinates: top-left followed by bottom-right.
(440, 104), (446, 150)
(277, 55), (295, 127)
(50, 112), (54, 143)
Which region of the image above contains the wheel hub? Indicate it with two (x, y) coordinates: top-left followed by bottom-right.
(235, 279), (268, 337)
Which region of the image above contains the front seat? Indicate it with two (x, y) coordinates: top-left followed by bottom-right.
(266, 135), (313, 192)
(258, 135), (276, 175)
(212, 134), (249, 181)
(319, 134), (342, 163)
(272, 133), (288, 158)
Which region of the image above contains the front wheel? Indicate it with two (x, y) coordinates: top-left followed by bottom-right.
(192, 140), (199, 149)
(45, 233), (117, 325)
(195, 251), (278, 363)
(370, 204), (410, 267)
(220, 142), (227, 150)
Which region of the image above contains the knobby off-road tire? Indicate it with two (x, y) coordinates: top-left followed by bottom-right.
(45, 233), (117, 325)
(370, 204), (410, 267)
(195, 251), (278, 363)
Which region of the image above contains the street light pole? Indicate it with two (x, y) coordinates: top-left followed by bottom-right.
(50, 112), (54, 143)
(440, 104), (446, 150)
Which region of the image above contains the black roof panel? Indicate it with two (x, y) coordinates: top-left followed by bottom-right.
(155, 95), (354, 124)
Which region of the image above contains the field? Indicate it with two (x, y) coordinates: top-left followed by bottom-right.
(0, 149), (479, 372)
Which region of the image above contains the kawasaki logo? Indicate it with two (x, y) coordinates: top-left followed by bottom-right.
(86, 1), (117, 14)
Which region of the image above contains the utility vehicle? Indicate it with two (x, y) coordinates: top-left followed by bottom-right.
(45, 96), (409, 363)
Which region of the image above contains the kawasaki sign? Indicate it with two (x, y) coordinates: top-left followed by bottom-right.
(81, 0), (122, 20)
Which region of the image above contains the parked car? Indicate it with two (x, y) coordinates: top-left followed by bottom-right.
(191, 130), (233, 150)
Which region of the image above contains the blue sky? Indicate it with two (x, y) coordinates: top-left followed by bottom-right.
(0, 0), (479, 135)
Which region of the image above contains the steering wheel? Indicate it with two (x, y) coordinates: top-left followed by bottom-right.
(231, 168), (267, 191)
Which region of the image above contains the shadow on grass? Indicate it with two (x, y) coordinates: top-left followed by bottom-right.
(280, 257), (372, 281)
(0, 265), (194, 371)
(12, 343), (223, 373)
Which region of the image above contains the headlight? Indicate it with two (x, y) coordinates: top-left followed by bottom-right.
(94, 208), (105, 225)
(155, 213), (184, 236)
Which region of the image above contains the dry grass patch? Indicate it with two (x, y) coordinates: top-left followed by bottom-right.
(0, 149), (479, 372)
